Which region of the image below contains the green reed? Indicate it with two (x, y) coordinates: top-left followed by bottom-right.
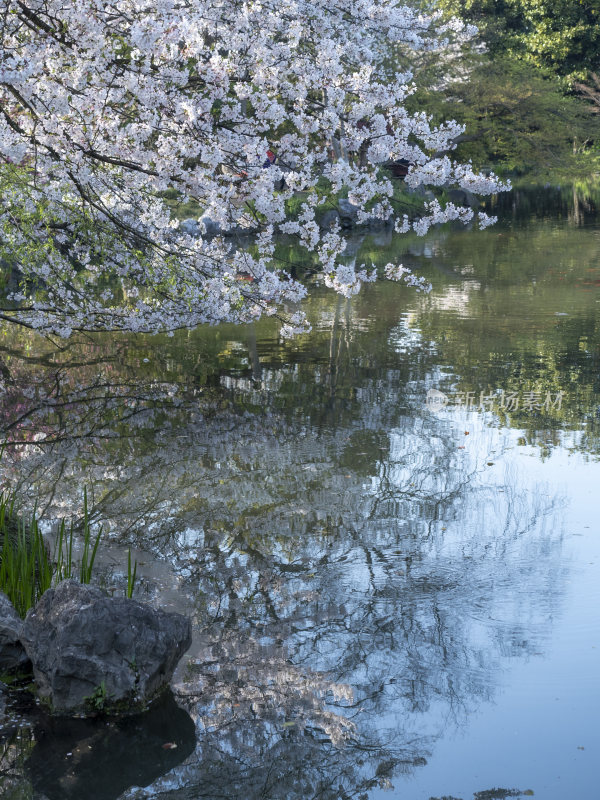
(53, 489), (102, 586)
(1, 488), (137, 617)
(127, 548), (138, 599)
(0, 495), (53, 618)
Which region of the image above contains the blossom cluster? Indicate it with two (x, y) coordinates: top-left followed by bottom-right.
(0, 0), (507, 336)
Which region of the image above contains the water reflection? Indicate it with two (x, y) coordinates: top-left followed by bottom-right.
(486, 184), (600, 227)
(152, 454), (563, 799)
(0, 692), (195, 800)
(0, 208), (597, 798)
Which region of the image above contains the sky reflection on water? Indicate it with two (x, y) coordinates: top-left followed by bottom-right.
(0, 206), (599, 800)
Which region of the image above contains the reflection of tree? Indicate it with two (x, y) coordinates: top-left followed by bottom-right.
(0, 241), (570, 797)
(0, 725), (36, 800)
(389, 219), (600, 455)
(112, 436), (562, 799)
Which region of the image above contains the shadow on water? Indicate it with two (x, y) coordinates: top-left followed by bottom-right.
(0, 692), (195, 800)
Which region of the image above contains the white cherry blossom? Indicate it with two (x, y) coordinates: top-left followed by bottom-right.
(0, 0), (507, 336)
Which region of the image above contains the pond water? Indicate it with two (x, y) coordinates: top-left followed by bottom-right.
(1, 189), (599, 800)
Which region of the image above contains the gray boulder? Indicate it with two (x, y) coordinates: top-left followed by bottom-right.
(234, 215), (259, 234)
(337, 198), (361, 227)
(447, 188), (479, 209)
(337, 200), (393, 230)
(198, 212), (223, 236)
(21, 580), (191, 715)
(0, 591), (29, 672)
(196, 212), (258, 237)
(179, 217), (201, 237)
(319, 209), (341, 230)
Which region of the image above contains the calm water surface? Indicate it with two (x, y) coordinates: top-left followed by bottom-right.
(0, 192), (599, 800)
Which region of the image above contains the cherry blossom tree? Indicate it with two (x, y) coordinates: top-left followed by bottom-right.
(0, 0), (505, 337)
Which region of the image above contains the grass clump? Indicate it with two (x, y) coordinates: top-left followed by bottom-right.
(0, 488), (137, 618)
(53, 488), (102, 585)
(0, 496), (52, 618)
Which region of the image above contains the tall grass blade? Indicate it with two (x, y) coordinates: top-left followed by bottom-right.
(79, 488), (102, 584)
(127, 549), (137, 599)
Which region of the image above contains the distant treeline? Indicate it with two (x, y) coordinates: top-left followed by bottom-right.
(411, 0), (600, 182)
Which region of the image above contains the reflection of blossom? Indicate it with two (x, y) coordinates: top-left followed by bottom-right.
(175, 634), (355, 748)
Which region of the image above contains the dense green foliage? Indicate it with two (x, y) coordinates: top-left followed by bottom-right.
(410, 55), (597, 178)
(436, 0), (600, 84)
(408, 0), (600, 179)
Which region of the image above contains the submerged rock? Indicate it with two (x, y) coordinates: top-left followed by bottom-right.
(0, 591), (29, 672)
(21, 580), (191, 715)
(26, 690), (196, 800)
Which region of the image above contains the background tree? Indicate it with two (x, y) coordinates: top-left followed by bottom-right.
(410, 55), (597, 178)
(435, 0), (600, 85)
(411, 0), (600, 177)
